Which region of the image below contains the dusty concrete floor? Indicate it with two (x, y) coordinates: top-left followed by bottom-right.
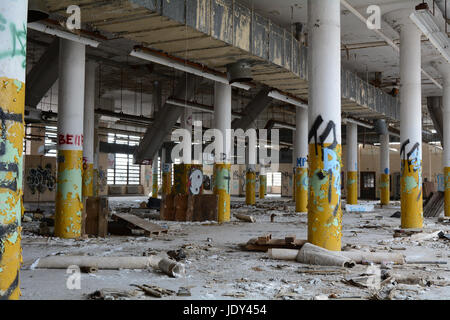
(19, 196), (450, 300)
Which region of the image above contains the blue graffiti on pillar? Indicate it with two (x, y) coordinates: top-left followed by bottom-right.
(297, 157), (307, 168)
(384, 168), (389, 175)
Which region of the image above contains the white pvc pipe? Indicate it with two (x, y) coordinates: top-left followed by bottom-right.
(58, 39), (85, 152)
(295, 107), (308, 168)
(130, 49), (251, 91)
(83, 61), (96, 166)
(346, 122), (358, 172)
(28, 22), (100, 48)
(380, 133), (390, 175)
(214, 82), (232, 163)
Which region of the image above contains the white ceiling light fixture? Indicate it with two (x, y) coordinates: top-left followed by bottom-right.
(410, 9), (450, 64)
(130, 49), (251, 91)
(267, 90), (307, 108)
(28, 22), (100, 48)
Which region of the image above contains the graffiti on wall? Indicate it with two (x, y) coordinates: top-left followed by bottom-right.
(26, 164), (56, 194)
(0, 13), (27, 68)
(400, 139), (422, 201)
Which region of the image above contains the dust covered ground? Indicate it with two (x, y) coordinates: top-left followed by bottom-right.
(19, 196), (450, 300)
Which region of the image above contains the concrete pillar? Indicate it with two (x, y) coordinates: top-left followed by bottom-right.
(181, 108), (192, 164)
(380, 133), (390, 205)
(82, 61), (96, 198)
(245, 126), (257, 205)
(161, 147), (172, 196)
(346, 122), (358, 205)
(93, 115), (100, 197)
(432, 61), (450, 217)
(0, 0), (28, 300)
(307, 0), (342, 251)
(259, 167), (267, 199)
(214, 82), (232, 223)
(385, 9), (423, 229)
(55, 39), (86, 238)
(295, 107), (308, 213)
(151, 158), (159, 198)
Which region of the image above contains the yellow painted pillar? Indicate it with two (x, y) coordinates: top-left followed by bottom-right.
(307, 0), (342, 251)
(0, 0), (28, 300)
(55, 39), (86, 239)
(295, 167), (308, 212)
(162, 163), (172, 196)
(346, 171), (358, 205)
(380, 133), (390, 205)
(245, 170), (256, 205)
(346, 122), (358, 205)
(400, 156), (423, 228)
(151, 159), (159, 198)
(173, 164), (190, 195)
(214, 163), (231, 223)
(380, 173), (390, 205)
(259, 174), (266, 199)
(82, 61), (96, 198)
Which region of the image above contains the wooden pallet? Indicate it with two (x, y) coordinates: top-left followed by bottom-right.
(111, 213), (168, 236)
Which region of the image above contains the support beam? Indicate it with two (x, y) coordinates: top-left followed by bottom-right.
(133, 75), (197, 164)
(25, 39), (59, 109)
(380, 132), (390, 205)
(307, 0), (342, 251)
(346, 122), (358, 205)
(214, 82), (232, 223)
(385, 9), (423, 229)
(295, 107), (308, 213)
(93, 115), (100, 197)
(55, 39), (86, 238)
(82, 61), (96, 198)
(0, 0), (28, 300)
(231, 87), (272, 131)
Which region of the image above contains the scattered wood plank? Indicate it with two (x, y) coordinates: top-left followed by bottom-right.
(111, 213), (168, 236)
(240, 234), (306, 252)
(424, 192), (444, 218)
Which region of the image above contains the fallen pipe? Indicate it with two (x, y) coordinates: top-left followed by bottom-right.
(33, 255), (185, 278)
(268, 246), (405, 265)
(341, 251), (405, 265)
(268, 243), (355, 268)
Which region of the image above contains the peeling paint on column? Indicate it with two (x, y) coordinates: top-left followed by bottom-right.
(162, 163), (172, 196)
(82, 162), (93, 197)
(214, 164), (231, 223)
(295, 167), (308, 213)
(400, 140), (423, 229)
(346, 171), (358, 205)
(245, 169), (256, 205)
(380, 173), (390, 205)
(0, 0), (27, 300)
(259, 175), (266, 199)
(55, 150), (83, 238)
(151, 161), (159, 198)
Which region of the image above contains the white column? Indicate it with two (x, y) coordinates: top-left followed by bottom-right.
(346, 122), (358, 172)
(307, 0), (342, 251)
(55, 39), (86, 238)
(385, 9), (423, 228)
(214, 82), (232, 163)
(295, 108), (308, 168)
(380, 133), (390, 175)
(247, 124), (257, 170)
(83, 61), (96, 197)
